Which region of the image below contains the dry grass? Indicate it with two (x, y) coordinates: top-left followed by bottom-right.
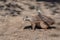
(0, 0), (60, 40)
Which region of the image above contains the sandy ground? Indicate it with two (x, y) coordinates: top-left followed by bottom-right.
(0, 0), (60, 40)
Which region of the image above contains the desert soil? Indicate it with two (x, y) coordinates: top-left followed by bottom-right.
(0, 0), (60, 40)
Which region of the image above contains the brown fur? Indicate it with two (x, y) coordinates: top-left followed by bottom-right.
(31, 15), (49, 30)
(31, 15), (55, 30)
(41, 15), (55, 25)
(24, 12), (55, 31)
(24, 15), (54, 31)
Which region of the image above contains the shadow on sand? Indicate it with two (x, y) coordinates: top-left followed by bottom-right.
(24, 25), (56, 30)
